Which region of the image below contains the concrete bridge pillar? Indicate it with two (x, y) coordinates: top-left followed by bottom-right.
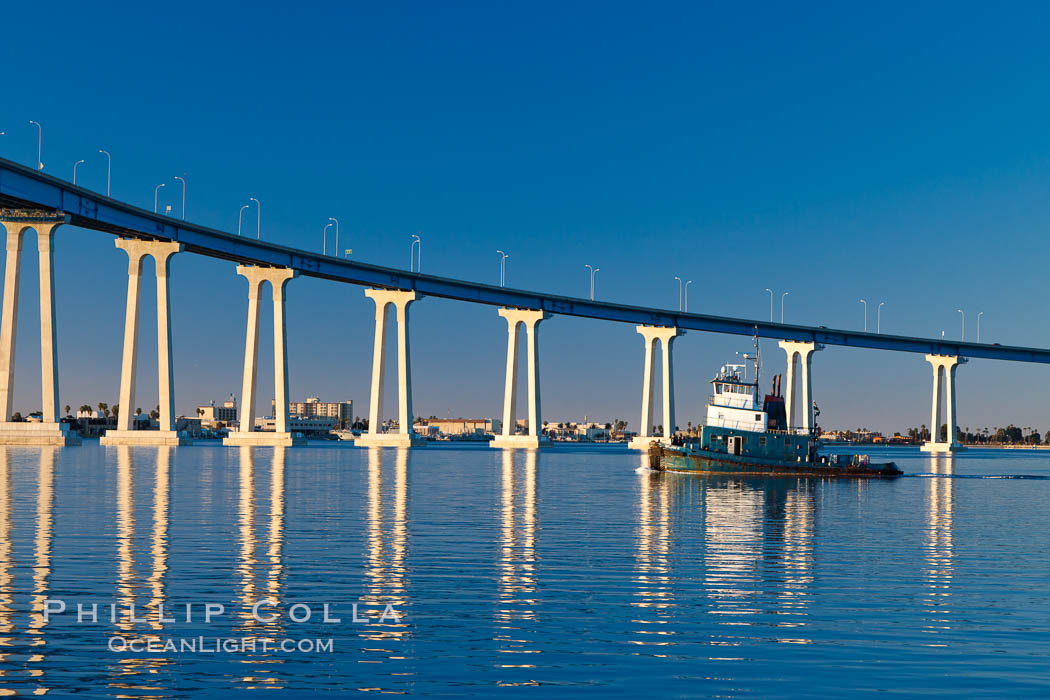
(356, 289), (423, 447)
(102, 238), (189, 446)
(492, 308), (551, 449)
(921, 354), (967, 453)
(0, 211), (78, 445)
(779, 340), (824, 434)
(224, 265), (303, 447)
(629, 326), (684, 450)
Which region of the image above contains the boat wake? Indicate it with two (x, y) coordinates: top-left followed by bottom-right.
(907, 473), (1050, 480)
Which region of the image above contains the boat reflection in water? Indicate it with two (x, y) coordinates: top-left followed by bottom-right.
(633, 467), (818, 657)
(234, 446), (287, 689)
(494, 449), (540, 684)
(923, 455), (954, 644)
(108, 446), (174, 696)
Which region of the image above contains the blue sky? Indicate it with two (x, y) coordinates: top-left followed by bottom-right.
(3, 1), (1050, 433)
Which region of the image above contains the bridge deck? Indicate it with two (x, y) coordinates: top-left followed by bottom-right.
(1, 156), (1047, 363)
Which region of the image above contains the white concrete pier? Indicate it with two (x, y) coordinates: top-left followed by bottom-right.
(779, 340), (823, 434)
(355, 289), (424, 448)
(921, 354), (967, 453)
(629, 325), (684, 450)
(491, 308), (551, 449)
(102, 238), (190, 446)
(224, 266), (304, 447)
(0, 211), (79, 445)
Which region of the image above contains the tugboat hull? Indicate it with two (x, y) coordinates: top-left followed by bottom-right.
(649, 443), (902, 478)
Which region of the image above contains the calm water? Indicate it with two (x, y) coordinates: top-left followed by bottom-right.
(0, 442), (1046, 696)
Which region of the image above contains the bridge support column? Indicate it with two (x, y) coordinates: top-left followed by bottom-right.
(779, 341), (823, 434)
(629, 326), (684, 450)
(921, 354), (967, 453)
(103, 238), (190, 446)
(224, 266), (304, 447)
(356, 289), (424, 447)
(0, 212), (78, 445)
(492, 308), (551, 449)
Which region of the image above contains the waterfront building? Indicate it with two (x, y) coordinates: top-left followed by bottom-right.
(254, 415), (337, 437)
(416, 418), (501, 436)
(198, 395), (238, 425)
(278, 397), (354, 423)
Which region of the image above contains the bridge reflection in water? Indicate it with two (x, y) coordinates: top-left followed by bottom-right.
(360, 447), (412, 668)
(234, 446), (287, 690)
(494, 449), (539, 684)
(633, 466), (819, 656)
(108, 446), (174, 695)
(923, 455), (955, 643)
(0, 447), (59, 695)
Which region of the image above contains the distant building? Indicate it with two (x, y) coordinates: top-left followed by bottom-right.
(254, 416), (337, 436)
(417, 418), (500, 436)
(198, 395), (238, 425)
(277, 397), (353, 424)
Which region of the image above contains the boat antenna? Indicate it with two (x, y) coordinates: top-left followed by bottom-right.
(753, 327), (761, 388)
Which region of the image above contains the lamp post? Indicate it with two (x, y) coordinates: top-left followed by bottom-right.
(497, 250), (509, 287)
(859, 299), (868, 332)
(237, 204), (249, 236)
(780, 292), (789, 323)
(877, 302), (885, 334)
(328, 218), (339, 259)
(174, 176), (186, 220)
(410, 234), (421, 272)
(249, 197), (260, 239)
(685, 280), (693, 312)
(322, 221), (332, 254)
(765, 288), (774, 322)
(73, 159), (85, 184)
(586, 265), (599, 300)
(154, 183), (166, 213)
(29, 120), (42, 170)
(674, 276), (683, 311)
(977, 311), (983, 343)
(99, 150), (111, 196)
(957, 309), (965, 341)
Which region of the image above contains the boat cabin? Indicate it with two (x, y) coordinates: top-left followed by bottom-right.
(706, 363), (768, 433)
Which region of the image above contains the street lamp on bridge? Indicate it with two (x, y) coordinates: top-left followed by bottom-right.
(250, 197), (261, 239)
(780, 291), (789, 323)
(685, 280), (693, 312)
(411, 234), (421, 272)
(329, 218), (339, 258)
(586, 264), (600, 300)
(877, 302), (885, 334)
(174, 176), (186, 220)
(765, 288), (773, 322)
(73, 159), (85, 185)
(674, 276), (683, 311)
(497, 250), (509, 287)
(154, 183), (166, 213)
(957, 309), (965, 341)
(98, 150), (111, 196)
(238, 204), (249, 236)
(859, 299), (868, 332)
(29, 121), (42, 171)
(977, 311), (984, 343)
(322, 221), (333, 254)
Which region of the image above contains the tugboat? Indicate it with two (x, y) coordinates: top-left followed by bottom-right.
(648, 346), (901, 478)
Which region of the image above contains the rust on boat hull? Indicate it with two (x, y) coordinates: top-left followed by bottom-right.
(648, 443), (902, 478)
